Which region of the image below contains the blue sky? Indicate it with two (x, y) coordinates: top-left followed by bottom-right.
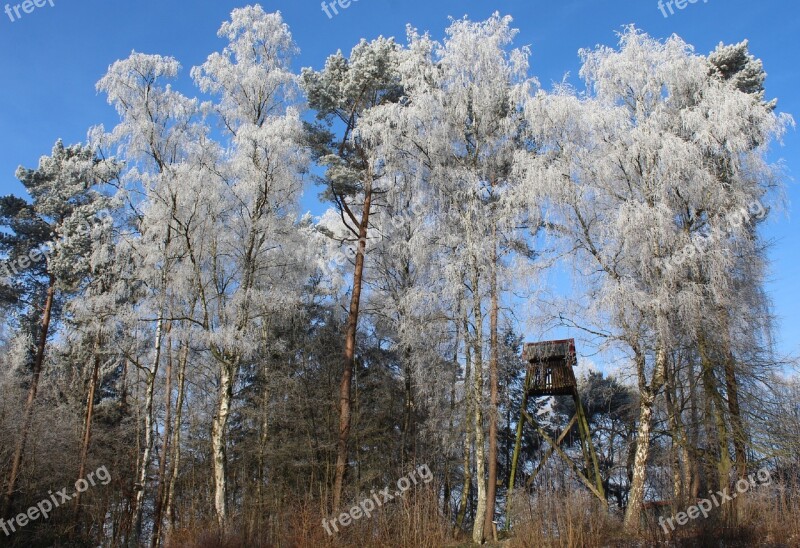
(0, 0), (797, 359)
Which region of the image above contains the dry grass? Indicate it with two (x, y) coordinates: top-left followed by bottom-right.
(506, 489), (620, 548)
(166, 486), (450, 548)
(166, 484), (800, 548)
(638, 481), (800, 547)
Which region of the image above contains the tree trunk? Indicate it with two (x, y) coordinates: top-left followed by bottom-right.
(133, 220), (173, 540)
(664, 353), (688, 507)
(723, 349), (745, 523)
(484, 235), (499, 540)
(456, 296), (473, 531)
(132, 355), (160, 538)
(723, 353), (746, 479)
(256, 324), (271, 537)
(151, 330), (173, 548)
(719, 309), (747, 523)
(445, 307), (463, 518)
(687, 363), (701, 500)
(3, 274), (55, 518)
(698, 333), (733, 523)
(470, 263), (487, 544)
(401, 346), (414, 467)
(212, 359), (235, 529)
(624, 345), (666, 531)
(332, 181), (372, 512)
(165, 342), (188, 535)
(74, 330), (103, 516)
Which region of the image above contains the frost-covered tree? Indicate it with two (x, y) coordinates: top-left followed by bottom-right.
(359, 13), (538, 541)
(517, 27), (791, 530)
(301, 36), (403, 511)
(191, 5), (308, 528)
(96, 50), (205, 539)
(2, 8), (798, 547)
(0, 140), (117, 518)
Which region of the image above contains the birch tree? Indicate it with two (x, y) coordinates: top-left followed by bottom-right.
(191, 5), (308, 528)
(96, 51), (204, 537)
(518, 26), (790, 530)
(362, 14), (537, 541)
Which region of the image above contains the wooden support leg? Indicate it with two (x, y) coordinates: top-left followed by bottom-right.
(574, 391), (605, 500)
(526, 414), (578, 488)
(522, 410), (607, 505)
(506, 370), (530, 531)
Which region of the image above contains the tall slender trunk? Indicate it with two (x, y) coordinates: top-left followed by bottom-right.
(723, 349), (745, 524)
(207, 189), (263, 530)
(672, 361), (695, 496)
(698, 333), (733, 522)
(212, 359), (235, 529)
(120, 358), (129, 412)
(483, 234), (499, 541)
(624, 344), (666, 531)
(400, 257), (415, 468)
(165, 342), (188, 535)
(3, 274), (55, 518)
(151, 331), (173, 548)
(719, 309), (747, 517)
(664, 353), (688, 507)
(625, 389), (655, 530)
(456, 295), (473, 531)
(444, 315), (461, 518)
(401, 354), (414, 467)
(701, 358), (720, 493)
(687, 363), (701, 500)
(132, 341), (161, 538)
(470, 263), (487, 544)
(332, 181), (372, 511)
(256, 323), (272, 536)
(132, 219), (173, 539)
(74, 330), (103, 516)
(723, 354), (746, 479)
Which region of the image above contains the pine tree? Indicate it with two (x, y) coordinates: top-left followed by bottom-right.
(1, 140), (117, 518)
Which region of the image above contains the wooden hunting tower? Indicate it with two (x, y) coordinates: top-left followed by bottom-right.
(507, 339), (606, 525)
(525, 339), (579, 397)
